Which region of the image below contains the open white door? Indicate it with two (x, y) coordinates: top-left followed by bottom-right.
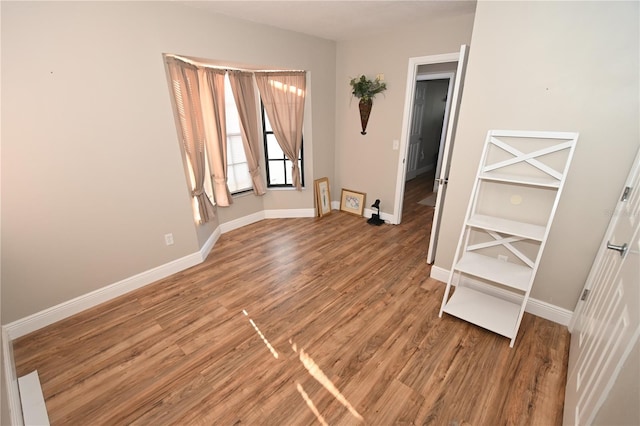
(564, 148), (640, 425)
(426, 44), (469, 263)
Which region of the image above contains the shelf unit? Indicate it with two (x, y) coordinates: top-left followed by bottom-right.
(439, 130), (578, 347)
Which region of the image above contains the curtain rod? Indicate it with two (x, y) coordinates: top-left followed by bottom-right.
(166, 54), (306, 73)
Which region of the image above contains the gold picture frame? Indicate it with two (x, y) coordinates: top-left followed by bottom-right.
(314, 177), (332, 217)
(340, 189), (366, 216)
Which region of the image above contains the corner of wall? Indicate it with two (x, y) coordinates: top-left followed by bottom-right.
(2, 327), (23, 425)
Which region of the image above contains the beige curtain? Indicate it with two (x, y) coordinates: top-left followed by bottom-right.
(165, 57), (216, 222)
(254, 71), (307, 190)
(228, 71), (267, 195)
(200, 68), (233, 206)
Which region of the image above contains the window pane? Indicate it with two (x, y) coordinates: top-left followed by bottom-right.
(267, 135), (284, 159)
(268, 160), (285, 185)
(261, 103), (303, 188)
(225, 74), (252, 194)
(228, 162), (252, 193)
(225, 76), (241, 134)
(264, 111), (272, 132)
(227, 134), (246, 163)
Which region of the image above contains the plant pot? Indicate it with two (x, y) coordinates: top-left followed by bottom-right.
(358, 98), (373, 135)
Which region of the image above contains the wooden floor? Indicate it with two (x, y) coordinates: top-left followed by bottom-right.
(13, 173), (570, 425)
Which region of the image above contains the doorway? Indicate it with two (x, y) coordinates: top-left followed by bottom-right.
(393, 45), (469, 263)
(405, 74), (454, 188)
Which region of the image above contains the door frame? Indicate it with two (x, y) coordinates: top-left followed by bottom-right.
(392, 50), (462, 225)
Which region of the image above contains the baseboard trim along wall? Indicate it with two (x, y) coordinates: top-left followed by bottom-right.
(219, 211), (266, 234)
(2, 328), (24, 426)
(3, 209), (316, 341)
(430, 266), (573, 326)
(330, 200), (395, 224)
(3, 250), (204, 341)
(265, 208), (316, 219)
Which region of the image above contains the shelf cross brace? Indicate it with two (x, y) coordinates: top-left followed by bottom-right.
(484, 137), (573, 181)
(466, 229), (535, 268)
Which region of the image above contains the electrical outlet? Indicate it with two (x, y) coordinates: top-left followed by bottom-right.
(164, 233), (174, 246)
(498, 255), (508, 262)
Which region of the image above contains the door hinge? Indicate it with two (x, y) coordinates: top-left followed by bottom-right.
(581, 289), (590, 301)
(621, 186), (631, 202)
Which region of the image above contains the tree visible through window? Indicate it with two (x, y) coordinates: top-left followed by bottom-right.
(262, 106), (304, 187)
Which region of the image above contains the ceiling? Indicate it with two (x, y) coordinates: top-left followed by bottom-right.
(179, 1), (477, 42)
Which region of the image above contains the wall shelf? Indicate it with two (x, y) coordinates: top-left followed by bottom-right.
(439, 129), (578, 347)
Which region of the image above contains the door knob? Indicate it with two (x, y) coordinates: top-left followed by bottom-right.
(606, 241), (628, 257)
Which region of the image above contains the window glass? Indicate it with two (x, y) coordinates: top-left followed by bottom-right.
(224, 75), (252, 194)
(262, 106), (304, 187)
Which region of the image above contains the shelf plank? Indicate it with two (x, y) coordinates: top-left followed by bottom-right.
(455, 252), (532, 291)
(478, 172), (561, 188)
(442, 286), (521, 339)
(467, 214), (546, 241)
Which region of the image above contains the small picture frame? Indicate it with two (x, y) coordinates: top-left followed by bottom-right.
(340, 189), (366, 216)
(314, 177), (332, 217)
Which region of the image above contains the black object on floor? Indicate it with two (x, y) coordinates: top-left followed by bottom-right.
(367, 199), (384, 226)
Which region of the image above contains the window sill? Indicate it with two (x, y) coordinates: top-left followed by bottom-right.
(267, 186), (305, 191)
(231, 189), (254, 199)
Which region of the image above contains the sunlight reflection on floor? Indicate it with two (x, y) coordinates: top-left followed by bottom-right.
(241, 309), (364, 423)
(296, 382), (329, 426)
(291, 338), (364, 422)
(242, 309), (279, 359)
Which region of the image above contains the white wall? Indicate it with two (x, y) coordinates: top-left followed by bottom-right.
(334, 10), (476, 215)
(1, 1), (336, 323)
(435, 1), (640, 310)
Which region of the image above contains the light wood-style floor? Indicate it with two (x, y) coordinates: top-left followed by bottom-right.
(13, 174), (570, 425)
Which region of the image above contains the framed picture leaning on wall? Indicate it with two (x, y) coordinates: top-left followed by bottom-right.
(314, 177), (332, 217)
(340, 189), (366, 216)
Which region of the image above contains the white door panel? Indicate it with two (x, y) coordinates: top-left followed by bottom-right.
(427, 44), (469, 263)
(564, 148), (640, 425)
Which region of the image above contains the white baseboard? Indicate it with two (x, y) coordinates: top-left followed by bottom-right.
(0, 207), (318, 425)
(201, 226), (221, 259)
(405, 164), (435, 181)
(363, 207), (394, 224)
(219, 211), (265, 233)
(329, 200), (394, 224)
(4, 250), (205, 340)
(4, 208), (317, 340)
(416, 164), (435, 175)
(264, 208), (315, 219)
(219, 209), (315, 233)
(2, 328), (23, 426)
(429, 266), (573, 326)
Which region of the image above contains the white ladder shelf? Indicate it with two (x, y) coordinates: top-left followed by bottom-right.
(439, 130), (578, 347)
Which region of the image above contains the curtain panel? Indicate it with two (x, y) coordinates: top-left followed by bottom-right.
(200, 68), (233, 206)
(165, 57), (216, 222)
(254, 71), (307, 190)
(228, 71), (267, 195)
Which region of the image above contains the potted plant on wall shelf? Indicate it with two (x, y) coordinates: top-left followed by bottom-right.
(350, 74), (387, 135)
